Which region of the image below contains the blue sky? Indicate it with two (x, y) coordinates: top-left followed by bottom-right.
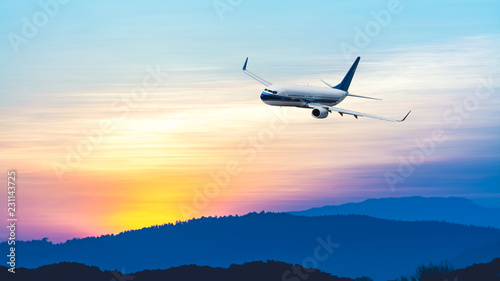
(2, 0), (499, 99)
(0, 0), (499, 241)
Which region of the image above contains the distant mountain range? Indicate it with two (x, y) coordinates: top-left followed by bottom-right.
(289, 196), (500, 229)
(0, 260), (355, 281)
(3, 210), (499, 281)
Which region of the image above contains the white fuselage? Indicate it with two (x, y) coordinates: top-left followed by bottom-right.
(260, 84), (347, 108)
(243, 56), (410, 122)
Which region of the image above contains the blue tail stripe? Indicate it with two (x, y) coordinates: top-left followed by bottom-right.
(333, 57), (360, 91)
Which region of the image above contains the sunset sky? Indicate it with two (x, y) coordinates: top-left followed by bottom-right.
(1, 0), (499, 243)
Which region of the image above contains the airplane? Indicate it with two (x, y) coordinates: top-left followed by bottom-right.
(242, 56), (411, 122)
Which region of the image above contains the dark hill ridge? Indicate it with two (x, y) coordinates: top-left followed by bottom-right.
(429, 258), (500, 281)
(289, 196), (500, 229)
(2, 212), (499, 281)
(2, 259), (499, 281)
(395, 258), (500, 281)
(0, 261), (355, 281)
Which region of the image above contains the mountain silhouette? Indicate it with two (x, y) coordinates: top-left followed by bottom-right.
(289, 196), (500, 229)
(395, 258), (500, 281)
(2, 258), (499, 281)
(2, 212), (499, 281)
(0, 260), (355, 281)
(427, 258), (500, 281)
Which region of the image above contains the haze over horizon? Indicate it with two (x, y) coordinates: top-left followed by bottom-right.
(1, 0), (499, 243)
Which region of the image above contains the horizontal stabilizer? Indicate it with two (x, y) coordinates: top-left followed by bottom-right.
(346, 93), (382, 101)
(320, 79), (333, 88)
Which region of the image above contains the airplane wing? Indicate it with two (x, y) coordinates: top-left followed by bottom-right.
(242, 57), (272, 86)
(308, 103), (411, 122)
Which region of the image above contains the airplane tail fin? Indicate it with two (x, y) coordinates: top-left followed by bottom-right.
(333, 57), (360, 92)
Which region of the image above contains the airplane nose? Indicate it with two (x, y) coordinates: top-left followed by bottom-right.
(260, 92), (270, 104)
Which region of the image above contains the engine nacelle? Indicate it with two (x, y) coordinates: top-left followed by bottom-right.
(311, 107), (328, 119)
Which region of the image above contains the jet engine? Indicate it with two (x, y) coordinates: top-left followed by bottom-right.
(311, 107), (328, 119)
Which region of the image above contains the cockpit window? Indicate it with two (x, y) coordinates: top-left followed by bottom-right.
(264, 89), (278, 94)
